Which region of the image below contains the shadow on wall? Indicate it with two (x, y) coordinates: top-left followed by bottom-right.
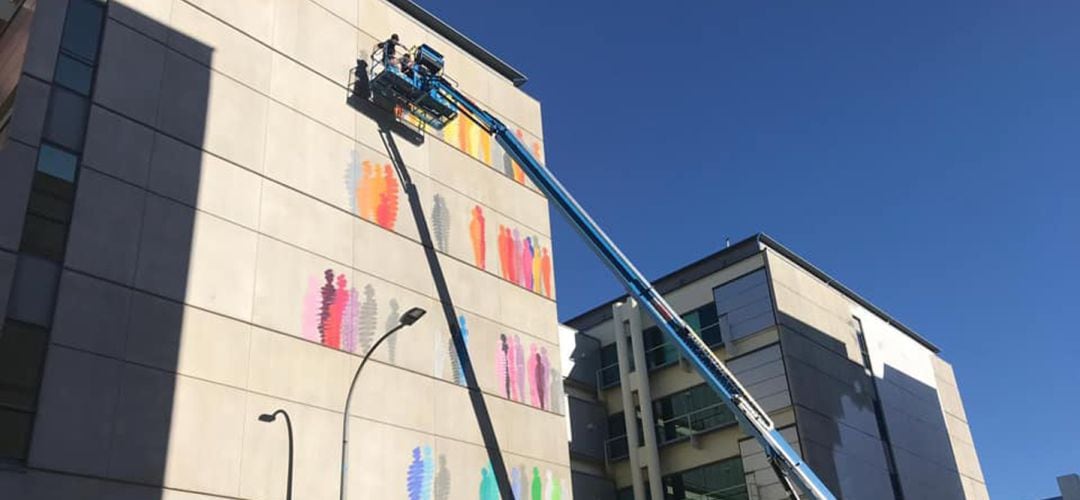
(10, 3), (212, 498)
(779, 314), (964, 499)
(374, 109), (516, 499)
(779, 314), (894, 499)
(879, 365), (965, 500)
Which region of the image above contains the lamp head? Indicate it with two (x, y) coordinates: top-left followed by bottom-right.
(258, 413), (276, 423)
(399, 307), (427, 326)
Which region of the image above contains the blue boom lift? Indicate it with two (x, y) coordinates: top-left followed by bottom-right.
(356, 43), (838, 500)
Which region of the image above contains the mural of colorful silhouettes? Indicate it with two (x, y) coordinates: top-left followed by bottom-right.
(497, 224), (553, 298)
(496, 334), (561, 412)
(482, 463), (564, 500)
(407, 445), (451, 500)
(302, 269), (404, 360)
(399, 107), (543, 189)
(346, 151), (400, 230)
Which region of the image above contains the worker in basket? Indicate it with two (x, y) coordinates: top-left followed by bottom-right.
(400, 53), (415, 79)
(377, 33), (402, 68)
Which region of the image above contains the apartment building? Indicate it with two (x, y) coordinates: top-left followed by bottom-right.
(562, 234), (988, 500)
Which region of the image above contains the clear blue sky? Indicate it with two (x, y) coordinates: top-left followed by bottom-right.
(420, 1), (1078, 498)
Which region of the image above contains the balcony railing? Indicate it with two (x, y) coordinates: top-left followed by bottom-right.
(655, 403), (737, 445)
(690, 483), (750, 500)
(604, 403), (737, 462)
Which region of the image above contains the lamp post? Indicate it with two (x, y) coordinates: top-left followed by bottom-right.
(340, 306), (427, 500)
(258, 409), (295, 500)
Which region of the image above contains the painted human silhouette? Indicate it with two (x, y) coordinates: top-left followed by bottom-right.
(531, 467), (542, 500)
(498, 334), (511, 398)
(469, 205), (486, 269)
(433, 454), (450, 500)
(479, 465), (498, 500)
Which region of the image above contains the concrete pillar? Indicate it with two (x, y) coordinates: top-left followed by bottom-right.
(614, 299), (664, 500)
(612, 303), (645, 498)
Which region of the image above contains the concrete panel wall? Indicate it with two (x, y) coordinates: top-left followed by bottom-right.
(8, 0), (567, 498)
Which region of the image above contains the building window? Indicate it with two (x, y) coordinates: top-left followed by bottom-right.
(598, 342), (620, 388)
(606, 410), (643, 462)
(54, 55), (94, 95)
(662, 457), (748, 500)
(0, 320), (49, 460)
(712, 269), (775, 344)
(20, 144), (78, 262)
(58, 0), (106, 66)
(653, 383), (736, 445)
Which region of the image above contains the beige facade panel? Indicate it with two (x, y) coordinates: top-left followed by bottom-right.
(273, 0), (359, 83)
(82, 105), (156, 187)
(767, 249), (862, 364)
(64, 169), (147, 285)
(93, 19), (167, 127)
(133, 194), (259, 321)
(169, 0), (274, 93)
(183, 0), (277, 45)
(50, 270), (132, 358)
(148, 133), (264, 231)
(270, 51), (355, 139)
(127, 292), (253, 389)
(739, 426), (801, 500)
(111, 0), (174, 43)
(160, 50), (270, 172)
(26, 346), (122, 478)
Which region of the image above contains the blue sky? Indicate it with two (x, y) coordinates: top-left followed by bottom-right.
(420, 1), (1079, 497)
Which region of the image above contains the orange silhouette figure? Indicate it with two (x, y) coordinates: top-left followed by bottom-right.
(375, 164), (399, 229)
(470, 206), (486, 269)
(541, 248), (553, 298)
(356, 161), (399, 230)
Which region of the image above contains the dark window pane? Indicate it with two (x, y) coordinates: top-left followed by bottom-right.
(0, 321), (50, 410)
(662, 457), (747, 500)
(20, 213), (68, 261)
(54, 54), (94, 95)
(43, 87), (89, 152)
(35, 144), (78, 182)
(26, 189), (73, 224)
(0, 408), (34, 461)
(59, 0), (105, 64)
(32, 170), (77, 201)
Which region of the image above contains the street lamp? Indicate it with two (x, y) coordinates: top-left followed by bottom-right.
(258, 409), (295, 500)
(340, 306), (427, 500)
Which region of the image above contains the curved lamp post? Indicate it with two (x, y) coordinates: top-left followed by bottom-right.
(258, 409), (294, 500)
(340, 306), (427, 500)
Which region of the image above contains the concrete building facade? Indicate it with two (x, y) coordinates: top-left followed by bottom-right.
(0, 0), (570, 498)
(562, 234), (988, 500)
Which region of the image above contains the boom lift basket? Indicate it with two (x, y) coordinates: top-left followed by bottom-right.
(363, 43), (457, 130)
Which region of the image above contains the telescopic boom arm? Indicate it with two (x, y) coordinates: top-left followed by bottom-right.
(426, 76), (837, 500)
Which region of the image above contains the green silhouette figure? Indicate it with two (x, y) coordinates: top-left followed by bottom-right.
(531, 467), (542, 500)
(480, 464), (498, 500)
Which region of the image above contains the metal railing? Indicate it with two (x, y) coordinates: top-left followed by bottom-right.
(655, 402), (737, 445)
(604, 403), (737, 462)
(690, 483), (751, 500)
(604, 434), (630, 462)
